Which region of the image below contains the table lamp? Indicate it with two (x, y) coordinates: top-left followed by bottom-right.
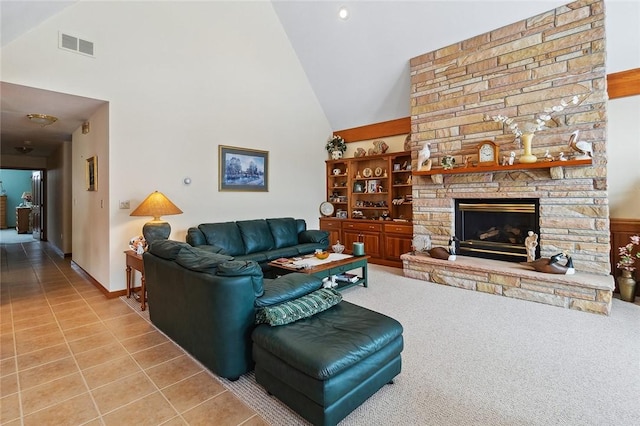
(21, 192), (32, 206)
(130, 191), (183, 244)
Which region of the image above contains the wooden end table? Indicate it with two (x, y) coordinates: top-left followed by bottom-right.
(268, 254), (370, 290)
(125, 250), (146, 310)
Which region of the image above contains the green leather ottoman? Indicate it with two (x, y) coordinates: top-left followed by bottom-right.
(252, 301), (403, 426)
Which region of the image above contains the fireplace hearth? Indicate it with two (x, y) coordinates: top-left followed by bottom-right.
(455, 199), (539, 263)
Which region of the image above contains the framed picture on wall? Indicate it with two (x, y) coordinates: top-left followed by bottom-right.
(219, 145), (268, 192)
(86, 156), (97, 191)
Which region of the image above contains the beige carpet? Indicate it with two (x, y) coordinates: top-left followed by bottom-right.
(125, 264), (640, 426)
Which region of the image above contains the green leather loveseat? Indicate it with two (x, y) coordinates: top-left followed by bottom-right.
(186, 217), (329, 270)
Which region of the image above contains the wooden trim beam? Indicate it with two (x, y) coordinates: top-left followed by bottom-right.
(334, 117), (410, 143)
(607, 68), (640, 99)
(334, 70), (638, 142)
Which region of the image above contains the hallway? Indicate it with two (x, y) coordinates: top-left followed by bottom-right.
(0, 241), (266, 425)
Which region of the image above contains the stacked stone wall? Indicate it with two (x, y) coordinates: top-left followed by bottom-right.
(409, 0), (609, 275)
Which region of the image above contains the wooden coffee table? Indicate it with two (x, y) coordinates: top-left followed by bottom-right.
(268, 254), (370, 290)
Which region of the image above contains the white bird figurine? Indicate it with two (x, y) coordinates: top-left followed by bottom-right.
(417, 143), (432, 171)
(568, 130), (593, 159)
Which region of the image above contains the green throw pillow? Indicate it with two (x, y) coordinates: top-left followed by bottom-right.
(256, 288), (342, 326)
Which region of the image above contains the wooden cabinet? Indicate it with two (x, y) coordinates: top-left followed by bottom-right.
(16, 207), (31, 234)
(322, 151), (413, 268)
(0, 195), (6, 229)
(320, 218), (412, 268)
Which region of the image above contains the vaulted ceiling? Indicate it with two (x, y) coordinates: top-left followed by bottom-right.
(0, 1), (570, 157)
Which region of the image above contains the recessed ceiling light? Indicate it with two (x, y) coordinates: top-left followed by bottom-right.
(27, 113), (58, 126)
(338, 6), (349, 20)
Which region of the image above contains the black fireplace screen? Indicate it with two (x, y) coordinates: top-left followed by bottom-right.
(455, 199), (540, 262)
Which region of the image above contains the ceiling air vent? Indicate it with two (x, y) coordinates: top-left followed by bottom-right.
(59, 32), (94, 57)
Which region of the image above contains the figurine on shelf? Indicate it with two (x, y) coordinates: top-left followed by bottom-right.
(508, 152), (515, 165)
(354, 148), (367, 157)
(441, 155), (456, 170)
(417, 143), (431, 171)
(525, 231), (538, 262)
(558, 152), (567, 161)
(522, 252), (575, 275)
(544, 150), (554, 162)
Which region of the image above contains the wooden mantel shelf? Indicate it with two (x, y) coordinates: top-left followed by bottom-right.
(413, 158), (592, 183)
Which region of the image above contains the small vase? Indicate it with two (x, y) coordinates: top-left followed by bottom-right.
(519, 133), (538, 163)
(617, 270), (637, 302)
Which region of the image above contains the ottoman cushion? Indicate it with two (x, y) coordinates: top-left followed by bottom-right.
(252, 301), (403, 424)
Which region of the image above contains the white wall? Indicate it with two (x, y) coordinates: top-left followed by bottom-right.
(1, 1), (331, 291)
(605, 0), (640, 219)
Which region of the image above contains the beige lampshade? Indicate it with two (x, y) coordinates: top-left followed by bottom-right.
(130, 191), (182, 221)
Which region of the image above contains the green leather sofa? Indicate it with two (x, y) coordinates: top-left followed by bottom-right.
(186, 217), (329, 270)
(143, 240), (325, 380)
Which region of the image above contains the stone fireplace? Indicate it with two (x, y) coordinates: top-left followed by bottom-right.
(402, 0), (614, 314)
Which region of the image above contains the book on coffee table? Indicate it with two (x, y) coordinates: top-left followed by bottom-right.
(335, 273), (359, 283)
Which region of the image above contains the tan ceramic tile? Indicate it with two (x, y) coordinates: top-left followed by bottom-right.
(49, 298), (82, 312)
(101, 391), (178, 426)
(0, 393), (20, 424)
(57, 311), (101, 330)
(14, 322), (61, 342)
(162, 371), (226, 413)
(242, 414), (271, 426)
(0, 373), (18, 395)
(74, 341), (129, 370)
(120, 330), (169, 354)
(16, 343), (71, 370)
(14, 329), (66, 355)
(62, 321), (109, 341)
(91, 371), (156, 414)
(158, 416), (188, 426)
(0, 357), (16, 377)
(18, 356), (79, 390)
(11, 311), (56, 332)
(0, 320), (13, 336)
(91, 301), (137, 320)
(181, 391), (256, 426)
(82, 355), (142, 389)
(107, 316), (156, 341)
(10, 301), (49, 318)
(47, 293), (82, 306)
(0, 334), (15, 359)
(145, 355), (203, 389)
(22, 392), (99, 426)
(52, 304), (91, 319)
(68, 330), (116, 354)
(20, 372), (87, 414)
(131, 341), (184, 370)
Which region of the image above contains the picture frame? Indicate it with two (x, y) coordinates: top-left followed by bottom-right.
(85, 156), (97, 191)
(219, 145), (268, 192)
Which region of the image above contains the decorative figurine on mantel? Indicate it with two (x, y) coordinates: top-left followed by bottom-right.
(441, 155), (456, 170)
(417, 143), (431, 171)
(522, 252), (575, 275)
(568, 130), (593, 159)
(525, 231), (538, 262)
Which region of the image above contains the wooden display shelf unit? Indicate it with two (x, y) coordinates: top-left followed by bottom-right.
(323, 150), (413, 268)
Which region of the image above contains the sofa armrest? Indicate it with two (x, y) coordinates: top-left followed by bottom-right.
(186, 227), (206, 246)
(256, 273), (323, 307)
(299, 230), (329, 245)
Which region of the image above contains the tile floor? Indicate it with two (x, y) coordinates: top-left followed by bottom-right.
(0, 240), (268, 425)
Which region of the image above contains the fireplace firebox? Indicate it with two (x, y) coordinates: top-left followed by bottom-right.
(455, 199), (540, 262)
